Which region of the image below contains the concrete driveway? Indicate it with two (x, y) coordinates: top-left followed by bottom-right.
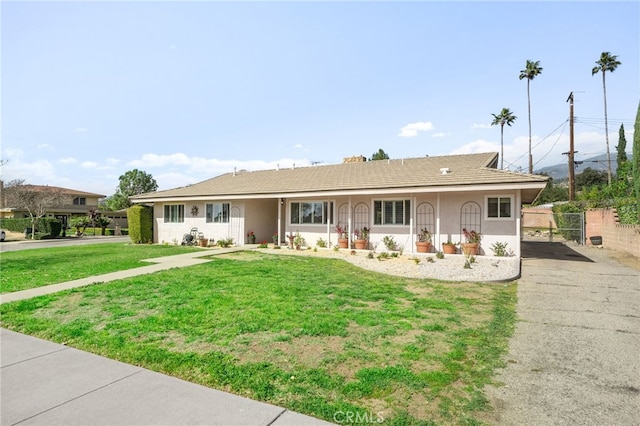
(484, 242), (640, 425)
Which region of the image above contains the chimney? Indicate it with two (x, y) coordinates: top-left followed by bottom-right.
(343, 155), (366, 164)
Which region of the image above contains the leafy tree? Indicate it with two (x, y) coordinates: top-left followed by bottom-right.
(592, 51), (621, 186)
(575, 167), (608, 191)
(616, 124), (628, 178)
(634, 101), (640, 222)
(534, 175), (568, 205)
(370, 149), (390, 161)
(491, 108), (517, 170)
(519, 59), (543, 174)
(104, 169), (158, 210)
(3, 180), (66, 239)
(69, 216), (91, 236)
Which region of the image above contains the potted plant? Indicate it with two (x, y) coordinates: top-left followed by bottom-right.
(247, 231), (256, 244)
(442, 239), (457, 254)
(462, 228), (481, 255)
(416, 228), (432, 253)
(353, 227), (369, 250)
(272, 232), (279, 246)
(199, 236), (208, 247)
(336, 224), (349, 248)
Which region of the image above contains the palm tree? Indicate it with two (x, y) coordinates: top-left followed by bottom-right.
(519, 60), (543, 174)
(592, 51), (621, 186)
(491, 108), (517, 170)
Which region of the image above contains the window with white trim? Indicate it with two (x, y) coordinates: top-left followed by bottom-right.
(487, 196), (512, 219)
(164, 204), (184, 223)
(206, 203), (230, 223)
(374, 200), (410, 225)
(290, 201), (333, 225)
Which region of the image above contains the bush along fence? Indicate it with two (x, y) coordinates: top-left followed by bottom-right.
(0, 217), (128, 240)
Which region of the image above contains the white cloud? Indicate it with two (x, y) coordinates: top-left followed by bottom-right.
(37, 144), (52, 149)
(105, 157), (121, 166)
(59, 157), (77, 164)
(449, 139), (500, 156)
(73, 128), (88, 133)
(127, 153), (313, 190)
(398, 121), (434, 138)
(432, 132), (449, 138)
(168, 43), (177, 50)
(472, 123), (491, 129)
(81, 161), (98, 169)
(294, 144), (303, 149)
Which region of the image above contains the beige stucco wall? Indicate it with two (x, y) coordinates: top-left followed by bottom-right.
(281, 190), (521, 257)
(153, 190), (523, 256)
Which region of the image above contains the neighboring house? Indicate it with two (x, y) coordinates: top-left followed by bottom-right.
(131, 153), (548, 257)
(0, 183), (106, 229)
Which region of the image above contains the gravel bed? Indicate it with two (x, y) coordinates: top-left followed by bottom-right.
(258, 247), (520, 282)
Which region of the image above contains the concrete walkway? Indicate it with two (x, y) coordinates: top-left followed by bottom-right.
(1, 329), (331, 426)
(0, 249), (232, 304)
(484, 242), (640, 425)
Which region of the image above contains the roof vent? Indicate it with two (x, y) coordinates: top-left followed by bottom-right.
(440, 168), (450, 175)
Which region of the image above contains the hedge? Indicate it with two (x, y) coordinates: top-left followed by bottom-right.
(0, 218), (62, 235)
(127, 205), (153, 244)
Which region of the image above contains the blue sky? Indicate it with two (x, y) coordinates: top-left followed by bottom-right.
(2, 1), (638, 196)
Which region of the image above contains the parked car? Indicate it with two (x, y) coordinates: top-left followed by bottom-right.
(0, 229), (5, 242)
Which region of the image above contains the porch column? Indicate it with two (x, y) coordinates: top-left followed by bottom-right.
(348, 197), (352, 246)
(515, 190), (521, 258)
(410, 196), (416, 253)
(277, 198), (282, 246)
(436, 193), (441, 250)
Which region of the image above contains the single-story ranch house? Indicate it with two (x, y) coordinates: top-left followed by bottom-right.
(131, 152), (548, 257)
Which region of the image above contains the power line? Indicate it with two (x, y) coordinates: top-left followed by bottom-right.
(509, 119), (569, 165)
(534, 120), (569, 167)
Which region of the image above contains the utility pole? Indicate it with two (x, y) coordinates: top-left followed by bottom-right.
(564, 92), (576, 201)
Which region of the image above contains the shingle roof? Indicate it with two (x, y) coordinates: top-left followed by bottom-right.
(22, 185), (106, 198)
(132, 152), (548, 202)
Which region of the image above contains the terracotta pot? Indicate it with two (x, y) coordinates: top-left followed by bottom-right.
(462, 243), (479, 255)
(354, 239), (367, 250)
(338, 238), (349, 248)
(442, 243), (457, 254)
(416, 241), (431, 253)
(199, 239), (208, 247)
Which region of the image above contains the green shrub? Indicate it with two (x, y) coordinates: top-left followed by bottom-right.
(217, 237), (234, 248)
(616, 198), (639, 225)
(0, 218), (32, 232)
(490, 242), (514, 257)
(48, 220), (62, 237)
(382, 235), (399, 251)
(127, 205), (153, 244)
(552, 202), (584, 242)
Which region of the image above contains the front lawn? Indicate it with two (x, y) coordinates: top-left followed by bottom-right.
(0, 243), (202, 293)
(0, 251), (516, 424)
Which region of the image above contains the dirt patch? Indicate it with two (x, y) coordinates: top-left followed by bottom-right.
(604, 248), (640, 271)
